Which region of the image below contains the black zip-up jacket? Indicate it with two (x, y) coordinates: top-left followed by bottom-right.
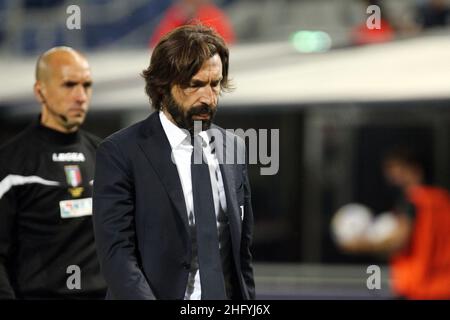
(0, 118), (106, 299)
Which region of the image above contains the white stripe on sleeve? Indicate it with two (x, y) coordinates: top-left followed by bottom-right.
(0, 175), (60, 199)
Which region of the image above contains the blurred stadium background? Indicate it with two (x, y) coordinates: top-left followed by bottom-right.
(1, 0), (450, 299)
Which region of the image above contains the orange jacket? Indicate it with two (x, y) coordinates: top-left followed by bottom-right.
(390, 186), (450, 299)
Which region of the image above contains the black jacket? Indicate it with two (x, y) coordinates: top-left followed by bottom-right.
(0, 119), (107, 299)
(93, 112), (255, 299)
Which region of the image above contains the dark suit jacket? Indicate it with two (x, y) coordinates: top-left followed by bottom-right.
(93, 112), (255, 300)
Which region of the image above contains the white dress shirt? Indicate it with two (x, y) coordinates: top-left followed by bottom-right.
(159, 111), (228, 300)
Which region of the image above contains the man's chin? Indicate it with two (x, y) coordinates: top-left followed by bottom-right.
(63, 117), (84, 130)
(189, 118), (212, 133)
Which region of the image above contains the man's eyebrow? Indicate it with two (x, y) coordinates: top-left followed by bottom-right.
(62, 79), (93, 84)
(190, 77), (223, 85)
(62, 80), (77, 86)
(190, 79), (207, 85)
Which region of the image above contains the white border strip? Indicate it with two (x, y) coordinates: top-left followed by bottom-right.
(0, 175), (60, 199)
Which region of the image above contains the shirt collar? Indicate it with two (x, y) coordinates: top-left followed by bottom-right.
(159, 111), (212, 148)
(198, 130), (210, 145)
(159, 111), (189, 149)
(35, 114), (81, 145)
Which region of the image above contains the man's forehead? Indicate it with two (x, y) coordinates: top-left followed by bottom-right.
(38, 48), (90, 81)
(191, 55), (223, 80)
(53, 63), (92, 80)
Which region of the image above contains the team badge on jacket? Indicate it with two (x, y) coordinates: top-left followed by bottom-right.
(64, 165), (84, 198)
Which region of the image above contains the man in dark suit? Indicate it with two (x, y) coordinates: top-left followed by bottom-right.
(93, 25), (255, 300)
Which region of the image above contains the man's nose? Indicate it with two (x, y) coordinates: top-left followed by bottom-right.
(74, 85), (88, 103)
(199, 85), (216, 105)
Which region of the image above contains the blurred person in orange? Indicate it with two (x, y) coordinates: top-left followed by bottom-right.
(149, 0), (235, 48)
(338, 146), (450, 299)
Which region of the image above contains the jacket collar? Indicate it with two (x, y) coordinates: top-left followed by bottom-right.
(137, 112), (242, 244)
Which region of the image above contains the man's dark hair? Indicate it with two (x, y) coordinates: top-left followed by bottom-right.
(142, 24), (232, 110)
(383, 146), (424, 169)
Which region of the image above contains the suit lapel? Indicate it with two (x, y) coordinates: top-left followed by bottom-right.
(136, 117), (242, 249)
(137, 113), (190, 235)
(220, 164), (242, 237)
(214, 128), (242, 244)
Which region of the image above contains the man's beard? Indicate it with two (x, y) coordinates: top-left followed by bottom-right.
(164, 93), (216, 135)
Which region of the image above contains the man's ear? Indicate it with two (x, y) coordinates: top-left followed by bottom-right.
(34, 82), (44, 103)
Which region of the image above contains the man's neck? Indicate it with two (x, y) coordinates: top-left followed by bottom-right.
(162, 108), (178, 127)
(40, 119), (78, 134)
